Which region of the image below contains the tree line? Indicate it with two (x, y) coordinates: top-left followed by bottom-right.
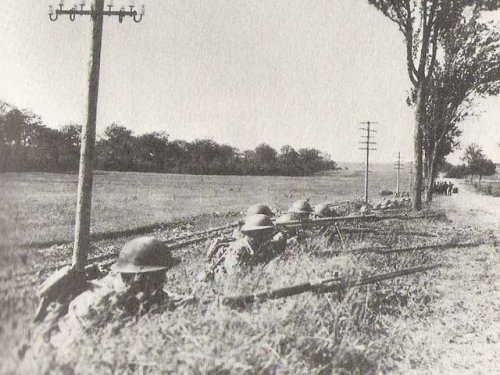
(443, 143), (497, 181)
(0, 102), (337, 176)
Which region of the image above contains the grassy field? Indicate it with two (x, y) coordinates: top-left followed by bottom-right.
(0, 163), (409, 248)
(0, 169), (496, 374)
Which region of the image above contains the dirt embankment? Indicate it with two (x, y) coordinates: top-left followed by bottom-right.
(405, 181), (500, 374)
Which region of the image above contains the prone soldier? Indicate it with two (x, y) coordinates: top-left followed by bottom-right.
(287, 199), (313, 219)
(313, 202), (337, 218)
(206, 203), (274, 259)
(199, 214), (286, 281)
(21, 237), (187, 363)
(274, 199), (313, 242)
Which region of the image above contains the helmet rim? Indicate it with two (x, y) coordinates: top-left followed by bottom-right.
(241, 214), (274, 232)
(111, 263), (168, 274)
(111, 236), (177, 274)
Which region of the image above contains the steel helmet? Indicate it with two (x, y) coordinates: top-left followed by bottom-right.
(288, 199), (312, 214)
(246, 204), (274, 217)
(275, 212), (302, 224)
(314, 203), (336, 218)
(112, 237), (174, 274)
(241, 214), (274, 232)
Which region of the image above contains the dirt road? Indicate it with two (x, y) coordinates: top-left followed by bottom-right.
(407, 181), (500, 374)
(437, 179), (500, 230)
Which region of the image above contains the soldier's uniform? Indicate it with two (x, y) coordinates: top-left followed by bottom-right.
(21, 237), (186, 365)
(287, 199), (313, 219)
(275, 212), (306, 243)
(313, 203), (337, 218)
(206, 203), (275, 261)
(201, 214), (286, 280)
(218, 232), (286, 276)
(275, 200), (314, 243)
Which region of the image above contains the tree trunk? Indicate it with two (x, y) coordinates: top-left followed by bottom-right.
(426, 154), (436, 202)
(413, 85), (425, 210)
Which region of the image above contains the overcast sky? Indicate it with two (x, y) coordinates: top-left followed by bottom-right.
(1, 0), (498, 163)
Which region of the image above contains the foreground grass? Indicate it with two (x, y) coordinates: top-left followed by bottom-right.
(19, 256), (438, 374)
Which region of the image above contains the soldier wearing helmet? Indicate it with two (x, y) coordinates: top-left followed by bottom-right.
(246, 203), (274, 218)
(206, 203), (274, 259)
(70, 237), (188, 318)
(287, 199), (313, 220)
(199, 214), (286, 280)
(273, 200), (313, 243)
(313, 203), (337, 218)
(21, 237), (186, 362)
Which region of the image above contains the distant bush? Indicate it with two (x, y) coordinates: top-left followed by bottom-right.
(444, 164), (468, 178)
(380, 190), (393, 196)
(471, 181), (500, 197)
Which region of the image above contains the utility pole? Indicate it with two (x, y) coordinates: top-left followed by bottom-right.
(359, 121), (377, 203)
(393, 152), (403, 197)
(49, 0), (145, 272)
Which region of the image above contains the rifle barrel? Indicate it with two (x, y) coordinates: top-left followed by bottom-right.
(221, 264), (441, 307)
(162, 223), (238, 244)
(276, 213), (442, 229)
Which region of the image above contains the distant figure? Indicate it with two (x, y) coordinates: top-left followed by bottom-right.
(447, 182), (454, 196)
(442, 181), (449, 195)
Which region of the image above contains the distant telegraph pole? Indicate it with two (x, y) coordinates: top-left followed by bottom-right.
(359, 121), (377, 203)
(49, 0), (145, 272)
(393, 152), (403, 196)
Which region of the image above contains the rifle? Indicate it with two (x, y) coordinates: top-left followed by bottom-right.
(274, 213), (442, 230)
(221, 263), (442, 307)
(162, 222), (239, 245)
(313, 241), (483, 258)
(333, 227), (437, 238)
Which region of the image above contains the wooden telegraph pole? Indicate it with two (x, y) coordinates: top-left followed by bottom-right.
(73, 0), (104, 272)
(359, 121), (377, 203)
(393, 152), (403, 197)
(49, 0), (145, 272)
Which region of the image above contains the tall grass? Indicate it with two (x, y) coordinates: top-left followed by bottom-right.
(8, 217), (451, 375)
